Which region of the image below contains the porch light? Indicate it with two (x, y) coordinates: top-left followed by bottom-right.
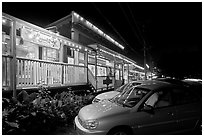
(73, 12), (80, 18)
(73, 12), (125, 50)
(2, 18), (6, 24)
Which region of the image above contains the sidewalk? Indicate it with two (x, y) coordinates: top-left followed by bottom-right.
(53, 123), (77, 135)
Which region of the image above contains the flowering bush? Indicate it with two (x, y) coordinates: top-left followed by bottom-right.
(2, 84), (95, 135)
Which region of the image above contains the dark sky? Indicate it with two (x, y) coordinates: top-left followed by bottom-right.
(2, 2), (202, 79)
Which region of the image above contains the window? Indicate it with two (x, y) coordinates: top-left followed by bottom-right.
(145, 90), (172, 109)
(155, 90), (172, 108)
(44, 47), (59, 62)
(111, 87), (148, 108)
(2, 17), (12, 87)
(16, 40), (38, 59)
(88, 54), (96, 64)
(107, 67), (114, 76)
(79, 52), (85, 60)
(67, 47), (74, 57)
(79, 52), (85, 66)
(97, 66), (106, 76)
(88, 65), (95, 76)
(2, 18), (12, 55)
(172, 88), (199, 105)
(115, 69), (120, 80)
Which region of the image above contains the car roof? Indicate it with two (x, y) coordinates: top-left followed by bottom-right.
(154, 78), (188, 86)
(134, 80), (178, 91)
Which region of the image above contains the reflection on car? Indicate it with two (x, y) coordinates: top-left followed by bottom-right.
(75, 80), (201, 135)
(92, 81), (144, 103)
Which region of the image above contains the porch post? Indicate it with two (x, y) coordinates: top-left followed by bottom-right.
(11, 21), (17, 98)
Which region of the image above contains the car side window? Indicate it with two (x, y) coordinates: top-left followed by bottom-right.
(144, 90), (172, 109)
(172, 88), (199, 105)
(154, 90), (172, 109)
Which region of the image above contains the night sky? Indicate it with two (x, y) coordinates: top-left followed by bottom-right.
(2, 2), (202, 79)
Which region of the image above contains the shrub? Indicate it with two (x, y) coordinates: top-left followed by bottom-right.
(2, 85), (67, 135)
(2, 84), (95, 135)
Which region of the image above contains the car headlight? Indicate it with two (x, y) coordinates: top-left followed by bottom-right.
(83, 119), (99, 130)
(92, 98), (100, 103)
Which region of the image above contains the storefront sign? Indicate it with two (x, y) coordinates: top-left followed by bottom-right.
(21, 26), (60, 49)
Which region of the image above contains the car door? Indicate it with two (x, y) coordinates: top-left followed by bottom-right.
(172, 87), (202, 132)
(132, 89), (179, 134)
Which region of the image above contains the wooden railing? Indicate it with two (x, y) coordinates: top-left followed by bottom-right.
(2, 55), (12, 89)
(63, 64), (87, 85)
(87, 68), (97, 90)
(15, 57), (87, 89)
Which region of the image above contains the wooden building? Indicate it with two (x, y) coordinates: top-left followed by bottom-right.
(2, 12), (145, 97)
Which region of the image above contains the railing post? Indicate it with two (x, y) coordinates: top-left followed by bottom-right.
(11, 21), (17, 98)
(95, 52), (98, 91)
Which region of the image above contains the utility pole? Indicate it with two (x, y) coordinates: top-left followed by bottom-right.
(143, 41), (147, 80)
(142, 24), (147, 80)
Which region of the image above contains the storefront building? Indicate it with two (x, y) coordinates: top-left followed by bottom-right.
(2, 12), (145, 96)
(46, 11), (145, 91)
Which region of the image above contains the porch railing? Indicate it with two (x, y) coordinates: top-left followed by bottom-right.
(2, 55), (12, 89)
(87, 68), (97, 90)
(14, 57), (87, 89)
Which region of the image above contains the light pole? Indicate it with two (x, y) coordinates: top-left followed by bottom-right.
(143, 40), (147, 80)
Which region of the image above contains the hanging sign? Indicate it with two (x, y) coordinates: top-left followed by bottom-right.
(21, 26), (60, 49)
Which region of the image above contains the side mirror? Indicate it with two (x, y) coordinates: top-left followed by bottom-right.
(142, 104), (155, 114)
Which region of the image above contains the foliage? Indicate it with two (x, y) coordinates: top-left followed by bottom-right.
(54, 91), (95, 121)
(2, 83), (95, 135)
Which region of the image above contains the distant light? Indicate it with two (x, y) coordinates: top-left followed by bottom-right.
(146, 64), (149, 69)
(184, 78), (202, 82)
(74, 12), (125, 50)
(2, 42), (7, 45)
(73, 12), (79, 18)
(80, 17), (84, 21)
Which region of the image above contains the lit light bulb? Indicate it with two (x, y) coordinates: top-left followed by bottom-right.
(2, 18), (6, 24)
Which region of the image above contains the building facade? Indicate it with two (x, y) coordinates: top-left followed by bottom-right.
(2, 12), (145, 96)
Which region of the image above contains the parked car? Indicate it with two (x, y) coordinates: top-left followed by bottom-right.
(74, 80), (201, 135)
(92, 81), (144, 103)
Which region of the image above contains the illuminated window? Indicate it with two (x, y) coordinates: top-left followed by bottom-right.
(2, 18), (12, 55)
(16, 40), (38, 59)
(42, 47), (59, 62)
(67, 47), (74, 57)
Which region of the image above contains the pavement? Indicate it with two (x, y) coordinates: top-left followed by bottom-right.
(53, 123), (77, 135)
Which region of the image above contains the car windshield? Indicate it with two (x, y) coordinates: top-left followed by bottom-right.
(115, 82), (142, 93)
(110, 87), (149, 108)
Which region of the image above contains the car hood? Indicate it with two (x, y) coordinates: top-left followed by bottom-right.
(95, 91), (120, 100)
(78, 100), (130, 120)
